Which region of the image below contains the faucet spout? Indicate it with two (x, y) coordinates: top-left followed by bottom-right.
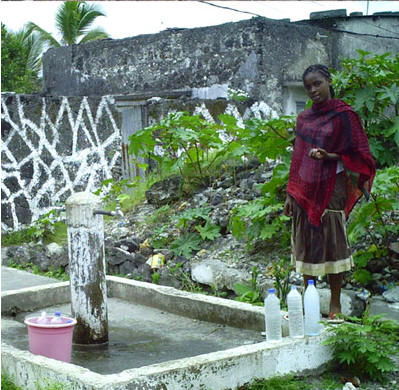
(93, 207), (126, 225)
(93, 210), (117, 217)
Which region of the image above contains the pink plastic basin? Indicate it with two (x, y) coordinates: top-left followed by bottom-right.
(24, 315), (77, 362)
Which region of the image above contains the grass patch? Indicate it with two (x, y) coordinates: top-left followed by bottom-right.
(1, 374), (72, 390)
(239, 374), (312, 390)
(7, 261), (69, 281)
(238, 371), (345, 390)
(1, 374), (22, 390)
(98, 174), (159, 215)
(2, 221), (67, 247)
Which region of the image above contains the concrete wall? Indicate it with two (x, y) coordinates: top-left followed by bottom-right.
(301, 15), (399, 67)
(42, 16), (331, 108)
(42, 15), (399, 103)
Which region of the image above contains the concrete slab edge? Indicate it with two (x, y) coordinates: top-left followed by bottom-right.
(106, 334), (332, 390)
(107, 276), (267, 331)
(1, 282), (70, 315)
(2, 333), (332, 390)
(1, 276), (289, 333)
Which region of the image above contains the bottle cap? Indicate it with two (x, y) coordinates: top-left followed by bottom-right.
(290, 285), (297, 290)
(54, 311), (61, 316)
(268, 288), (275, 293)
(308, 280), (315, 285)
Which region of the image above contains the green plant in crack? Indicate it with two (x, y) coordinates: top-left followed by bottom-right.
(168, 262), (203, 293)
(210, 284), (228, 298)
(272, 256), (292, 309)
(151, 271), (160, 284)
(234, 266), (264, 306)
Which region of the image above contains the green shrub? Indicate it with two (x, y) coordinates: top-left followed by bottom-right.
(2, 210), (67, 247)
(348, 165), (399, 284)
(128, 111), (245, 187)
(333, 50), (399, 167)
(323, 311), (399, 382)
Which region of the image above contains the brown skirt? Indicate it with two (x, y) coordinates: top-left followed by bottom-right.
(291, 172), (354, 276)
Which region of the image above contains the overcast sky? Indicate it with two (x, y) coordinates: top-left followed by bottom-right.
(1, 1), (399, 41)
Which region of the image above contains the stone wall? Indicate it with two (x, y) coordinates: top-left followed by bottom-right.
(1, 93), (122, 231)
(42, 16), (331, 107)
(1, 92), (279, 231)
(42, 14), (399, 103)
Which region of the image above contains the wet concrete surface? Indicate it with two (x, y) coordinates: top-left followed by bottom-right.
(2, 297), (264, 374)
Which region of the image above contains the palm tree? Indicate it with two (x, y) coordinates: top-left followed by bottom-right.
(26, 1), (109, 48)
(1, 23), (43, 92)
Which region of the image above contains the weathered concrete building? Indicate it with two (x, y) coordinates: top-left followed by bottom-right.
(43, 10), (399, 113)
(2, 9), (399, 231)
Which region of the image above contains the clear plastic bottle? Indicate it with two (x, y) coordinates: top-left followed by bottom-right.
(36, 311), (48, 324)
(287, 286), (304, 338)
(50, 311), (63, 324)
(304, 280), (321, 336)
(264, 288), (282, 342)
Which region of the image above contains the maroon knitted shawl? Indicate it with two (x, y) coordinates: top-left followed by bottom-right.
(287, 99), (376, 227)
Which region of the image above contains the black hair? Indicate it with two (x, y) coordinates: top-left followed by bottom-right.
(302, 64), (335, 98)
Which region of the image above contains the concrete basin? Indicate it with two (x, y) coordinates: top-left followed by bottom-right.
(2, 276), (332, 389)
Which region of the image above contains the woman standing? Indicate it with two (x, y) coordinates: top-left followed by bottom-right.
(284, 64), (376, 320)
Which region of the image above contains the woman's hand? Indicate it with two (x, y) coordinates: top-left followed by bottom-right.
(309, 148), (327, 160)
(309, 148), (341, 161)
(283, 195), (294, 217)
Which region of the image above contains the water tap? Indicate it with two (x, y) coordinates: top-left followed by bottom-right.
(93, 206), (126, 226)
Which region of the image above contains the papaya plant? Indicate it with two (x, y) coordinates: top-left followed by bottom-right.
(128, 111), (249, 186)
(332, 50), (399, 167)
(229, 116), (295, 249)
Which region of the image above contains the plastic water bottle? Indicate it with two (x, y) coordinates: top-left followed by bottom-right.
(36, 311), (48, 324)
(287, 286), (304, 338)
(50, 311), (63, 324)
(304, 280), (321, 336)
(264, 288), (282, 342)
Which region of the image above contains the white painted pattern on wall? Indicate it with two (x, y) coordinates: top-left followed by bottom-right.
(1, 94), (121, 232)
(2, 94), (278, 232)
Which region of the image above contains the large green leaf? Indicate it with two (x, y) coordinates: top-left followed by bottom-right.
(195, 222), (221, 241)
(378, 84), (399, 105)
(170, 233), (202, 258)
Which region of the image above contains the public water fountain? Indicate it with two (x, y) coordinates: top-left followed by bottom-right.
(1, 192), (333, 389)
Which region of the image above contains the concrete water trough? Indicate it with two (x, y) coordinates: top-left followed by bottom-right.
(2, 276), (333, 390)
